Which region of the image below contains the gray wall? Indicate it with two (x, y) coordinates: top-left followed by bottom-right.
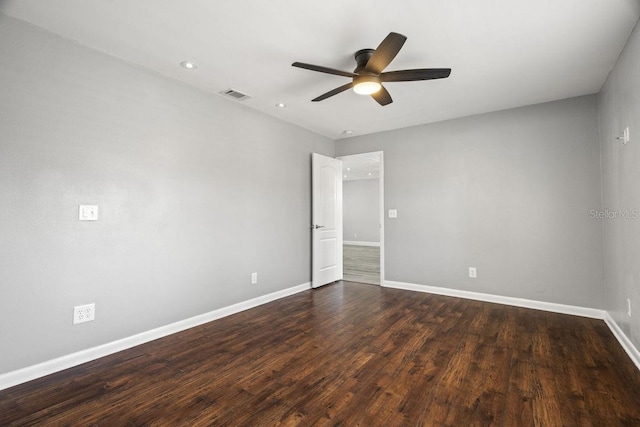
(336, 95), (604, 308)
(2, 10), (635, 377)
(0, 16), (333, 374)
(343, 179), (380, 243)
(598, 19), (640, 349)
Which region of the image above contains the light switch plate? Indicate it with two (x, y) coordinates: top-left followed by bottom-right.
(623, 127), (630, 145)
(388, 209), (398, 218)
(79, 205), (99, 221)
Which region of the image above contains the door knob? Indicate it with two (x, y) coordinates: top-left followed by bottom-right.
(312, 225), (325, 229)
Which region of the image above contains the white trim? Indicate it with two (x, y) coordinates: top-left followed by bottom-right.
(343, 240), (380, 247)
(383, 280), (640, 371)
(604, 313), (640, 371)
(343, 176), (378, 181)
(0, 282), (311, 391)
(383, 280), (605, 319)
(379, 152), (385, 285)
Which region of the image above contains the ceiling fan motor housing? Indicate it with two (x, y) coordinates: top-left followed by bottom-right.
(353, 49), (382, 92)
(354, 49), (376, 73)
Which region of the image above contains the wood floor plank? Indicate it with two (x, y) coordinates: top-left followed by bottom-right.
(343, 244), (380, 285)
(1, 281), (640, 426)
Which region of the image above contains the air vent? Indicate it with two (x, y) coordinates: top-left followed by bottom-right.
(219, 88), (252, 102)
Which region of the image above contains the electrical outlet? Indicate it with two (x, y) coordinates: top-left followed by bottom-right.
(251, 272), (258, 284)
(73, 303), (95, 324)
(469, 267), (477, 278)
(628, 298), (632, 317)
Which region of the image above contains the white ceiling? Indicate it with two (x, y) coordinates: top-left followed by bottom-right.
(339, 152), (381, 181)
(1, 1), (638, 140)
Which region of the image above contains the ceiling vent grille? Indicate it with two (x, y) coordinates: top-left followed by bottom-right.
(219, 88), (252, 101)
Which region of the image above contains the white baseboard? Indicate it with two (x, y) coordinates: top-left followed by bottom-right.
(0, 282), (311, 391)
(343, 241), (380, 247)
(383, 280), (605, 319)
(4, 280), (638, 391)
(383, 280), (640, 371)
(604, 313), (640, 371)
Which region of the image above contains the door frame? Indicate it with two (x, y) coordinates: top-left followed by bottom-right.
(336, 151), (385, 285)
(379, 152), (385, 284)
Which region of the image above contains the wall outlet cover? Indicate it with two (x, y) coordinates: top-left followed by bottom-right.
(73, 303), (95, 324)
(469, 267), (477, 278)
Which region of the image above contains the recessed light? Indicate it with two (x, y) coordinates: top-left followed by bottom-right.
(344, 175), (348, 178)
(368, 172), (372, 176)
(342, 130), (354, 135)
(180, 61), (197, 70)
(275, 103), (287, 108)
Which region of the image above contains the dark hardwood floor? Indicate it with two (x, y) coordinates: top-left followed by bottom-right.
(1, 281), (640, 426)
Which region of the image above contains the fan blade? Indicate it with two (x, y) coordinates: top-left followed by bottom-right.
(371, 85), (393, 106)
(365, 32), (407, 74)
(381, 68), (451, 82)
(292, 62), (357, 78)
(312, 82), (354, 102)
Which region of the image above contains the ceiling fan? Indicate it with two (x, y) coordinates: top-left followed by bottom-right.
(292, 32), (451, 106)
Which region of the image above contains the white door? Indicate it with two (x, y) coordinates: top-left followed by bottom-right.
(312, 153), (343, 288)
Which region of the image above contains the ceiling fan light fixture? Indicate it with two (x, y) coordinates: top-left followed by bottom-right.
(353, 75), (382, 95)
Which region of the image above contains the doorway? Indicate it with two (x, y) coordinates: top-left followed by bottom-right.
(337, 152), (384, 285)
